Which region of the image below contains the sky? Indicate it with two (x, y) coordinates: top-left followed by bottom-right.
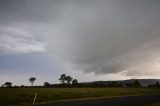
(0, 0), (160, 86)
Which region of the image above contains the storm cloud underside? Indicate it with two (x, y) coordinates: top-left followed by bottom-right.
(0, 0), (160, 82)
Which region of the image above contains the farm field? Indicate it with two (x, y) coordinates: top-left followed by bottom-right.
(1, 88), (160, 105)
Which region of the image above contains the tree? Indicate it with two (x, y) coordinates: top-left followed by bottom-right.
(155, 82), (160, 87)
(21, 85), (24, 88)
(29, 77), (36, 86)
(44, 82), (51, 87)
(4, 82), (12, 87)
(107, 82), (124, 87)
(126, 80), (141, 87)
(72, 79), (78, 85)
(65, 76), (73, 84)
(133, 80), (141, 87)
(59, 74), (66, 84)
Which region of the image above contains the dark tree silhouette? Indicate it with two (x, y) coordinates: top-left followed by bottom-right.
(21, 85), (24, 88)
(44, 82), (51, 87)
(155, 82), (160, 87)
(133, 80), (141, 87)
(65, 76), (73, 84)
(125, 80), (141, 87)
(29, 77), (36, 86)
(72, 79), (78, 85)
(148, 81), (160, 88)
(107, 82), (124, 87)
(59, 74), (66, 84)
(4, 82), (12, 87)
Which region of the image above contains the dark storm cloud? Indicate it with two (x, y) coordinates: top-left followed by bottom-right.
(0, 0), (65, 24)
(1, 0), (160, 77)
(44, 0), (160, 76)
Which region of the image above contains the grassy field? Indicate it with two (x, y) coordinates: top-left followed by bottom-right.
(1, 88), (160, 106)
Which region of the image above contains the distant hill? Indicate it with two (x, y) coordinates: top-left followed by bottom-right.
(121, 79), (160, 87)
(81, 79), (160, 87)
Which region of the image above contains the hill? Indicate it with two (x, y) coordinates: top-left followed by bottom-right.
(81, 79), (160, 87)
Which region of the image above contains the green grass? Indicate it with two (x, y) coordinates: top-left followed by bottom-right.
(143, 102), (160, 106)
(1, 88), (160, 106)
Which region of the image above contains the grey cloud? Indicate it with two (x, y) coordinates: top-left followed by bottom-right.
(0, 0), (66, 24)
(45, 0), (160, 76)
(1, 0), (160, 76)
(0, 26), (47, 54)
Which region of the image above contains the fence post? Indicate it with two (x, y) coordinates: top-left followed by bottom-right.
(33, 92), (37, 105)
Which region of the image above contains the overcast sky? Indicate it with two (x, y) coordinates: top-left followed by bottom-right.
(0, 0), (160, 86)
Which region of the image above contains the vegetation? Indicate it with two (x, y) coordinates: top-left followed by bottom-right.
(44, 82), (51, 87)
(1, 74), (160, 105)
(29, 77), (36, 86)
(2, 74), (160, 88)
(125, 80), (142, 87)
(148, 82), (160, 88)
(65, 76), (73, 84)
(59, 74), (75, 85)
(4, 82), (12, 87)
(0, 88), (160, 105)
(59, 74), (66, 84)
(72, 79), (78, 85)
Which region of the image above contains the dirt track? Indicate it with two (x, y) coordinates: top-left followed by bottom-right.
(38, 94), (160, 106)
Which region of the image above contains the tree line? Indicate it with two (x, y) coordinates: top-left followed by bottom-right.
(1, 74), (78, 87)
(44, 74), (79, 87)
(1, 74), (160, 88)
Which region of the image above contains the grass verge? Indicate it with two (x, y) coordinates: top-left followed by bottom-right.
(1, 88), (160, 106)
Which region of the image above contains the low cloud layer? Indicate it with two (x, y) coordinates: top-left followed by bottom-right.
(44, 0), (160, 76)
(1, 0), (160, 79)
